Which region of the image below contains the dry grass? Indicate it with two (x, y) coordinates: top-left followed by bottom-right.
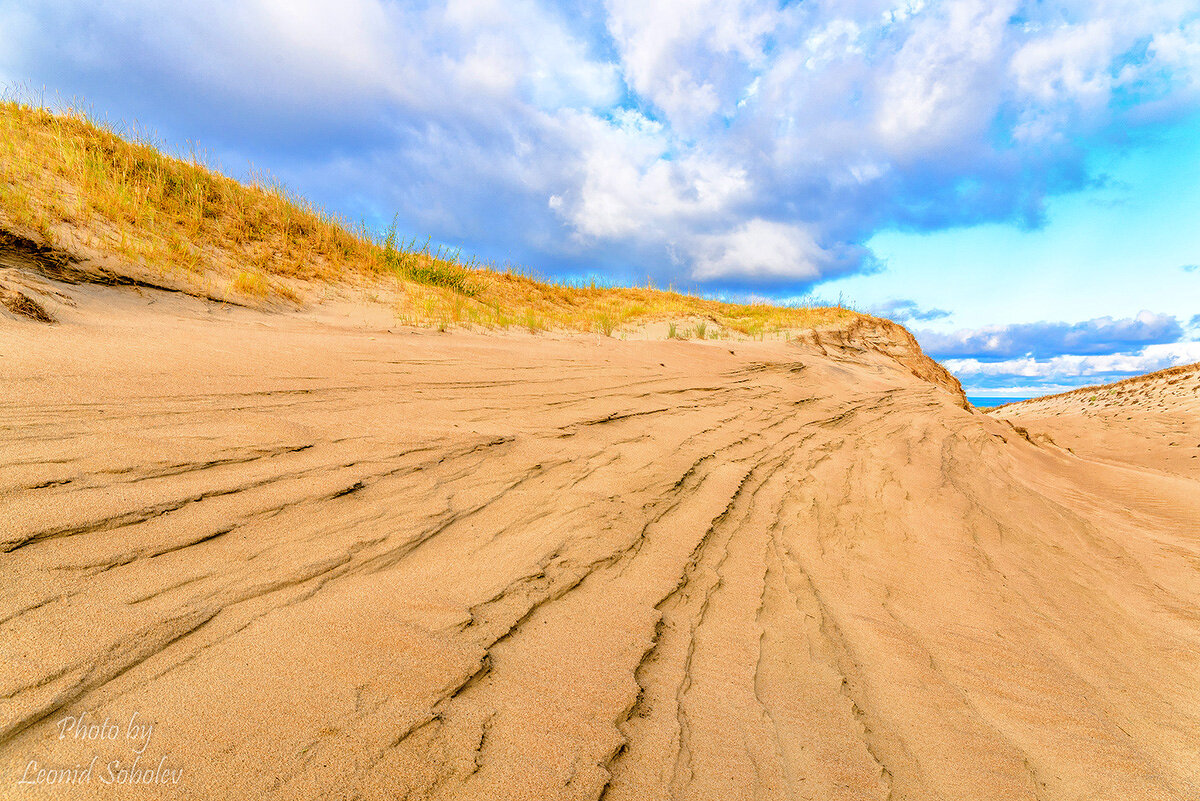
(231, 270), (269, 298)
(990, 362), (1200, 410)
(0, 100), (857, 337)
(0, 284), (55, 323)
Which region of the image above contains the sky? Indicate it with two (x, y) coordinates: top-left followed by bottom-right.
(1, 0), (1198, 395)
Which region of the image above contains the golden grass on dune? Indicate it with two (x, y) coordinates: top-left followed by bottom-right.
(0, 100), (855, 337)
(989, 362), (1200, 411)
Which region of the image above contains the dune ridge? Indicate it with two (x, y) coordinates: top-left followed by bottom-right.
(993, 362), (1200, 479)
(0, 100), (862, 340)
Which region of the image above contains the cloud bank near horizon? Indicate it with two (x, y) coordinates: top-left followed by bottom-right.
(919, 312), (1200, 392)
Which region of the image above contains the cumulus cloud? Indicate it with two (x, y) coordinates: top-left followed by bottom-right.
(917, 312), (1185, 361)
(919, 310), (1199, 392)
(603, 0), (775, 132)
(688, 220), (867, 284)
(3, 0), (1200, 288)
(869, 298), (952, 323)
(944, 341), (1200, 389)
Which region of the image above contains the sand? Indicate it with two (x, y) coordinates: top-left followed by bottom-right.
(1, 275), (1198, 800)
(993, 365), (1200, 479)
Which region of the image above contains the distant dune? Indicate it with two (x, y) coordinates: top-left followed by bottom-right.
(991, 363), (1200, 479)
(2, 103), (1199, 800)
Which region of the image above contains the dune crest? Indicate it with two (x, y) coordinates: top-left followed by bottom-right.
(2, 277), (1198, 800)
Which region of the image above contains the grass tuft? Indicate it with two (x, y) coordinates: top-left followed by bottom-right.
(231, 270), (269, 297)
(595, 313), (616, 337)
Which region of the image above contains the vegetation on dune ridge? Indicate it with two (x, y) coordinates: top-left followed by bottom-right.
(0, 100), (857, 337)
(989, 362), (1200, 410)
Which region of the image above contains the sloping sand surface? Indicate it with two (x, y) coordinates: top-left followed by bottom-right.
(2, 280), (1199, 800)
(994, 364), (1200, 479)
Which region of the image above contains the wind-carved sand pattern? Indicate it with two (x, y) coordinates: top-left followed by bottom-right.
(1, 284), (1199, 800)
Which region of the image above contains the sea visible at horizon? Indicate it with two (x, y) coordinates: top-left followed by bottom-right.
(967, 396), (1038, 408)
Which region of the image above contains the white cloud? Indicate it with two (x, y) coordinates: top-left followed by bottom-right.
(1011, 20), (1116, 108)
(603, 0), (776, 130)
(445, 0), (622, 109)
(945, 341), (1200, 379)
(1152, 19), (1200, 74)
(803, 18), (862, 71)
(1147, 17), (1200, 101)
(882, 0), (927, 28)
(873, 0), (1016, 157)
(690, 220), (828, 281)
(176, 0), (403, 107)
(550, 110), (749, 241)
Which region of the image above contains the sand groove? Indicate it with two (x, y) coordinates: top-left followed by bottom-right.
(1, 287), (1198, 799)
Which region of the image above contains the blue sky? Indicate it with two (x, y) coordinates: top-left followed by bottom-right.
(2, 0), (1199, 394)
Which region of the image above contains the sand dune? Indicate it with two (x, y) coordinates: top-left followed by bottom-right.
(2, 277), (1199, 800)
(993, 364), (1200, 479)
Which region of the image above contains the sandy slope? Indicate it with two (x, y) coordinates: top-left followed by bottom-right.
(993, 364), (1200, 479)
(1, 277), (1199, 801)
